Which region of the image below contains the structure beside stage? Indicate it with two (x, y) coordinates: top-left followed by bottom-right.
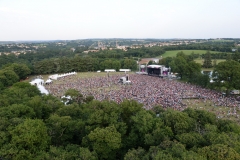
(147, 65), (170, 77)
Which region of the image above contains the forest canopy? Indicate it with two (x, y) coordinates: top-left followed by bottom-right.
(0, 82), (240, 159)
(1, 39), (240, 159)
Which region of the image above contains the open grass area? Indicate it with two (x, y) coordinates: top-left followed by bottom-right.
(182, 99), (240, 124)
(74, 72), (132, 78)
(194, 58), (226, 65)
(26, 72), (134, 82)
(201, 68), (214, 71)
(157, 50), (224, 58)
(209, 39), (234, 42)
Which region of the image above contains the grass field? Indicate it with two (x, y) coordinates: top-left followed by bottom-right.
(209, 39), (234, 42)
(182, 99), (240, 123)
(194, 58), (226, 65)
(157, 50), (224, 58)
(201, 68), (214, 71)
(26, 72), (134, 82)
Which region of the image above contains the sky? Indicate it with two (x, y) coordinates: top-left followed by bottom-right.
(0, 0), (239, 41)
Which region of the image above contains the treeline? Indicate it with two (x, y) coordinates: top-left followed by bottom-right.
(0, 63), (31, 90)
(182, 52), (240, 60)
(163, 41), (236, 52)
(0, 46), (164, 71)
(89, 46), (165, 59)
(0, 47), (87, 69)
(1, 83), (240, 159)
(33, 56), (137, 74)
(202, 51), (240, 60)
(159, 51), (240, 91)
(0, 40), (239, 76)
(159, 52), (210, 87)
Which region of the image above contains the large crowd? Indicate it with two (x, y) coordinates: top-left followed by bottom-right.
(45, 73), (240, 113)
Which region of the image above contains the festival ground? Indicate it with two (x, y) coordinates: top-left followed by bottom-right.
(27, 72), (240, 124)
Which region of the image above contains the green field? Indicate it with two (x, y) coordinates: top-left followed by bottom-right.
(194, 58), (226, 66)
(157, 50), (224, 58)
(26, 72), (133, 82)
(209, 39), (234, 42)
(182, 99), (240, 124)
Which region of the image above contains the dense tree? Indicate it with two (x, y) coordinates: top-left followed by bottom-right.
(46, 114), (73, 146)
(2, 63), (31, 80)
(176, 132), (205, 149)
(100, 59), (121, 71)
(64, 89), (84, 104)
(232, 51), (240, 61)
(144, 119), (173, 146)
(0, 104), (35, 119)
(187, 61), (202, 79)
(188, 72), (210, 87)
(226, 53), (232, 61)
(212, 60), (240, 92)
(83, 126), (121, 159)
(170, 56), (189, 79)
(0, 71), (8, 89)
(0, 82), (41, 106)
(122, 58), (137, 70)
(0, 69), (19, 87)
(161, 109), (194, 135)
(202, 51), (213, 68)
(1, 119), (49, 159)
(0, 94), (239, 160)
(158, 57), (173, 67)
(198, 144), (240, 160)
(124, 147), (146, 160)
(0, 73), (240, 159)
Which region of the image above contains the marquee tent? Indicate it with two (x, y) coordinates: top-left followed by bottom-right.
(37, 85), (49, 95)
(45, 79), (53, 84)
(49, 72), (77, 80)
(29, 78), (44, 86)
(104, 69), (116, 72)
(49, 74), (58, 80)
(29, 78), (49, 95)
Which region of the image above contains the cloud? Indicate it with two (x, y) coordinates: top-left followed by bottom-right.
(0, 7), (28, 14)
(0, 7), (45, 18)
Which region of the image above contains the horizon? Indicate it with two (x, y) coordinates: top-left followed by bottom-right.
(1, 0), (240, 41)
(1, 37), (239, 43)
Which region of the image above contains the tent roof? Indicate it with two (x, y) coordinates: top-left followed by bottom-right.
(31, 78), (44, 83)
(46, 79), (52, 83)
(147, 65), (164, 68)
(37, 85), (49, 95)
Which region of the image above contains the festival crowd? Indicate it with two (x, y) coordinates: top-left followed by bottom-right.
(45, 73), (240, 112)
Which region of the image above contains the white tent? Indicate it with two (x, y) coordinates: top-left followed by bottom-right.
(119, 77), (131, 84)
(49, 72), (77, 80)
(119, 69), (131, 72)
(30, 78), (44, 86)
(37, 85), (49, 95)
(61, 95), (72, 105)
(49, 74), (58, 80)
(147, 65), (164, 68)
(29, 78), (49, 95)
(45, 79), (53, 84)
(105, 69), (116, 72)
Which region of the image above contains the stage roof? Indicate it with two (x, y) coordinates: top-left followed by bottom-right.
(147, 65), (164, 68)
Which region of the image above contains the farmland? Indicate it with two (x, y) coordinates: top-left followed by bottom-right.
(157, 50), (225, 58)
